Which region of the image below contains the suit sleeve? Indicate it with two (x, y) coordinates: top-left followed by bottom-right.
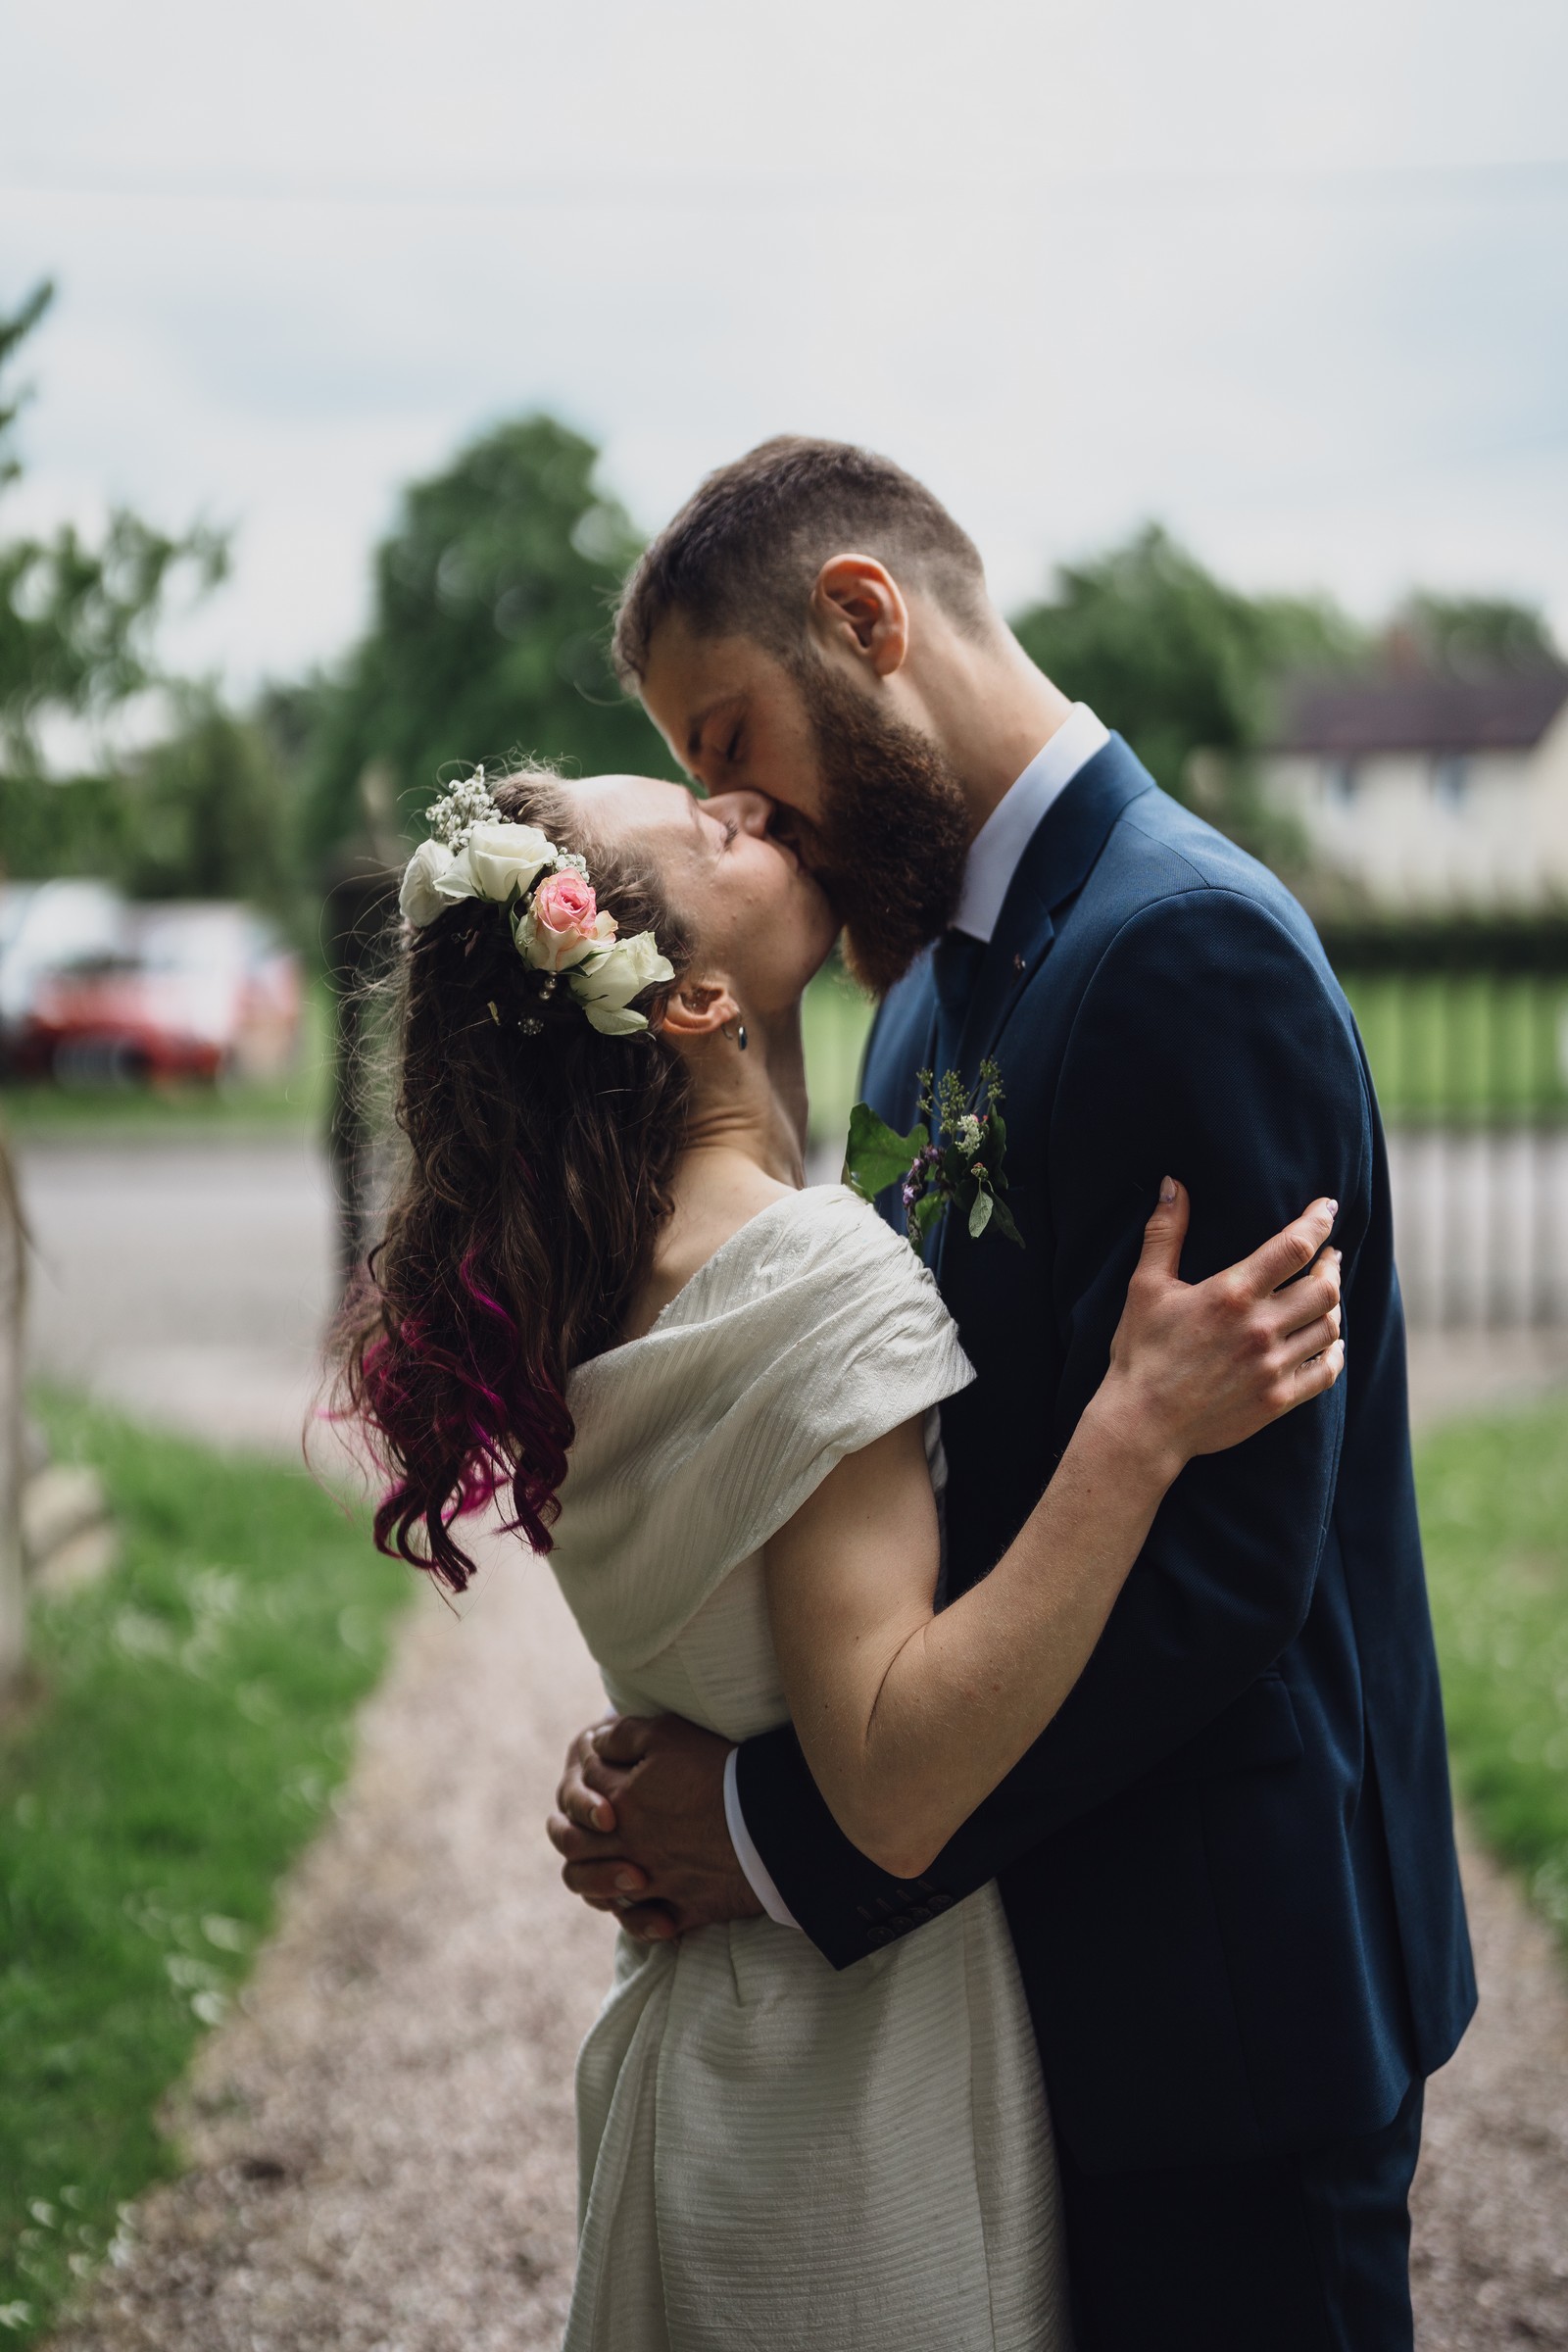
(733, 885), (1373, 1968)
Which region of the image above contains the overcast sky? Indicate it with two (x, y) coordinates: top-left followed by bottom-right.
(4, 0), (1566, 704)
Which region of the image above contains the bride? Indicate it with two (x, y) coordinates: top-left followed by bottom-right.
(334, 763), (1344, 2352)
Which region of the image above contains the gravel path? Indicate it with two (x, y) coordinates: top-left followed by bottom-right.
(51, 1531), (611, 2352)
(1414, 1824), (1568, 2347)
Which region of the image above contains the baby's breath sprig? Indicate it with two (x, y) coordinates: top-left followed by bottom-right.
(426, 766), (498, 850)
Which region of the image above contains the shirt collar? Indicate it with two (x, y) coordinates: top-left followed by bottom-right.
(950, 703), (1110, 943)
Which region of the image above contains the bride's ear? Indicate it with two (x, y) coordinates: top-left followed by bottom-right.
(658, 979), (740, 1044)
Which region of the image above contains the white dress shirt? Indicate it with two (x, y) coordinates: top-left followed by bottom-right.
(723, 702), (1110, 1927)
(951, 702), (1110, 942)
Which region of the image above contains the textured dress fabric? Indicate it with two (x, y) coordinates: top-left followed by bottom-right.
(546, 1185), (1069, 2352)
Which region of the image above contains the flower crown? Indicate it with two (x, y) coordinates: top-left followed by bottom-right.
(398, 768), (675, 1038)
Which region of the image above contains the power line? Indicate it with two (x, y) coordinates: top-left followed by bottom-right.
(3, 156), (1567, 217)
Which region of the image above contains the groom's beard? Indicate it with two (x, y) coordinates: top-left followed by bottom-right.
(795, 665), (971, 997)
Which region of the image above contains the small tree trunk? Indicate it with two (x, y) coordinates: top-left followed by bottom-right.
(0, 1131), (26, 1693)
(323, 852), (399, 1303)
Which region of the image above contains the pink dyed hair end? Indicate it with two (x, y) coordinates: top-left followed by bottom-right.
(354, 1259), (572, 1592)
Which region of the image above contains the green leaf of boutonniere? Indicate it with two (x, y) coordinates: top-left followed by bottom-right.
(968, 1188), (995, 1240)
(910, 1190), (946, 1247)
(986, 1192), (1023, 1248)
(843, 1102), (929, 1201)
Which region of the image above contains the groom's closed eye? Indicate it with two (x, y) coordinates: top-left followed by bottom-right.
(685, 698), (747, 779)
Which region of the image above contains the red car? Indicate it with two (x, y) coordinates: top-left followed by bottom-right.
(27, 903), (303, 1085)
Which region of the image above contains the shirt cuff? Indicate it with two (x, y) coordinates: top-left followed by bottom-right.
(722, 1744), (802, 1930)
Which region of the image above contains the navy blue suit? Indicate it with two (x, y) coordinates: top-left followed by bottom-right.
(735, 738), (1475, 2346)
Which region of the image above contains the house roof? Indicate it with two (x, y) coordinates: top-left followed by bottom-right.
(1273, 667), (1568, 758)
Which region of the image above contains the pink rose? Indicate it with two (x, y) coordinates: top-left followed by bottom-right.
(519, 869), (618, 973)
(535, 870), (596, 936)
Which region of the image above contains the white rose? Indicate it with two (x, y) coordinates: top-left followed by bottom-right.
(399, 839), (460, 927)
(465, 822), (557, 904)
(567, 929), (676, 1036)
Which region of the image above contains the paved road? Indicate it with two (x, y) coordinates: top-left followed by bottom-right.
(20, 1138), (338, 1455)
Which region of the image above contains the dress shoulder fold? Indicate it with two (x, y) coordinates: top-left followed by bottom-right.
(552, 1187), (972, 1673)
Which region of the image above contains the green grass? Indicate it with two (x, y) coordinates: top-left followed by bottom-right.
(0, 1396), (410, 2346)
(801, 963), (1568, 1149)
(1418, 1393), (1568, 1947)
(0, 988), (333, 1142)
(1343, 973), (1568, 1127)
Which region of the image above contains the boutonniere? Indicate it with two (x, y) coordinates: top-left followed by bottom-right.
(844, 1057), (1023, 1253)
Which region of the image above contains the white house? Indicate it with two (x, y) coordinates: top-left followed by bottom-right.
(1258, 667), (1568, 908)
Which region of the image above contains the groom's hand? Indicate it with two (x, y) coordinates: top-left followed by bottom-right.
(548, 1713), (763, 1941)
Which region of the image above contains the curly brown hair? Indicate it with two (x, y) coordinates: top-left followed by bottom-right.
(329, 768), (696, 1592)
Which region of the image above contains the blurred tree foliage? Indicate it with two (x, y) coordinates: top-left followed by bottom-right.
(0, 280), (272, 906)
(0, 695), (300, 912)
(9, 268), (1558, 917)
(123, 691), (300, 907)
(0, 282), (226, 777)
(1392, 593), (1560, 679)
(1010, 524), (1366, 860)
(303, 415), (670, 859)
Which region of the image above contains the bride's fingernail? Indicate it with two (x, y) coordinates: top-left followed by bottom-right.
(1159, 1175), (1176, 1202)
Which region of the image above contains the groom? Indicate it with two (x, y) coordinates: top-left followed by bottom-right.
(548, 438), (1475, 2348)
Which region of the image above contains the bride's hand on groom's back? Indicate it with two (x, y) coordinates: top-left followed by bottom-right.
(1095, 1180), (1345, 1484)
(548, 1712), (764, 1940)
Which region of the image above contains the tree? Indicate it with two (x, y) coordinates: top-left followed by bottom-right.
(303, 415), (670, 858)
(123, 690), (300, 910)
(0, 281), (226, 779)
(1009, 525), (1363, 860)
(1394, 593), (1559, 679)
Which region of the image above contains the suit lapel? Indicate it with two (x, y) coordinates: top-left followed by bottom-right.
(934, 735), (1155, 1280)
(954, 735), (1153, 1080)
(951, 883), (1054, 1092)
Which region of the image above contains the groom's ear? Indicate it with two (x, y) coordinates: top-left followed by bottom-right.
(809, 556), (909, 678)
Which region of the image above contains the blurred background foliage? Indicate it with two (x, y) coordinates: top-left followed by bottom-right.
(1010, 523), (1363, 865)
(0, 274), (1560, 940)
(0, 285), (226, 787)
(299, 412), (675, 863)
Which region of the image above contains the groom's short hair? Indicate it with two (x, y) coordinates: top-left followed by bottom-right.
(612, 437), (991, 685)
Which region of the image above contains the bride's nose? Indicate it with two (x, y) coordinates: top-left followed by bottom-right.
(704, 789), (775, 837)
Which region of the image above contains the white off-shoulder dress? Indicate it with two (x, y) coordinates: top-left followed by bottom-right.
(546, 1185), (1069, 2352)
